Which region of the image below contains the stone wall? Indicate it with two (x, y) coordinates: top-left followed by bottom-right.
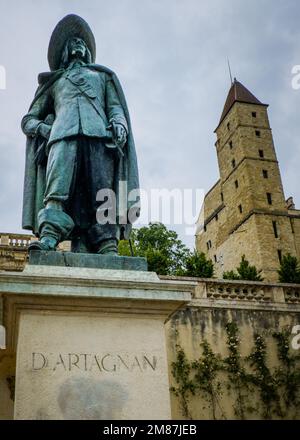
(163, 276), (300, 420)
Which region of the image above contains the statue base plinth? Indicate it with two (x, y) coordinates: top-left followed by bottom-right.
(1, 264), (192, 420)
(29, 250), (147, 271)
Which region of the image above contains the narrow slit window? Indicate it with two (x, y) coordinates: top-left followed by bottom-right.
(238, 204), (243, 213)
(263, 169), (268, 179)
(272, 221), (278, 238)
(259, 149), (264, 158)
(278, 250), (282, 263)
(291, 219), (295, 234)
(232, 159), (236, 168)
(267, 193), (272, 205)
(235, 180), (239, 189)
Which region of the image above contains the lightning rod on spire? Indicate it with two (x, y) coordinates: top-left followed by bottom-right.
(227, 59), (233, 85)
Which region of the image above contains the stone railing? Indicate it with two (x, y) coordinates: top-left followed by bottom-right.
(0, 233), (71, 271)
(0, 233), (33, 248)
(0, 233), (71, 252)
(204, 279), (272, 302)
(159, 275), (300, 304)
(284, 286), (300, 304)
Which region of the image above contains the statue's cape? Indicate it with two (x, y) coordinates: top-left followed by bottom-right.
(22, 64), (140, 240)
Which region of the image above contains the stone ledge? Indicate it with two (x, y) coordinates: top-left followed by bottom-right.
(29, 250), (147, 271)
(0, 265), (193, 353)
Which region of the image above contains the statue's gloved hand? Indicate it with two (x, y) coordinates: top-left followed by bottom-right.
(113, 123), (127, 149)
(38, 123), (52, 140)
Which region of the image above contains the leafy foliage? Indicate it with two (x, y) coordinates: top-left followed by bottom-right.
(223, 255), (263, 281)
(247, 334), (282, 419)
(183, 251), (214, 278)
(278, 254), (300, 284)
(192, 341), (226, 420)
(223, 270), (240, 280)
(170, 345), (196, 419)
(223, 322), (254, 418)
(119, 223), (190, 275)
(119, 223), (214, 277)
(273, 330), (300, 414)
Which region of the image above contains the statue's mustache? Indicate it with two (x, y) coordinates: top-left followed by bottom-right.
(71, 47), (85, 55)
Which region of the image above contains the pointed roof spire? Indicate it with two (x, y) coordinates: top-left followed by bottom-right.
(217, 79), (268, 128)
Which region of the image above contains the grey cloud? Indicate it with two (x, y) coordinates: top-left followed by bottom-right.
(0, 0), (299, 248)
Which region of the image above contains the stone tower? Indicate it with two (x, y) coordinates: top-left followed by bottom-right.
(196, 79), (300, 282)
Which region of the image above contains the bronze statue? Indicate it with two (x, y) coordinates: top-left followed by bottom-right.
(22, 15), (139, 255)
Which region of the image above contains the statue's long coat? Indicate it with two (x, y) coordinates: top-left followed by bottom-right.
(22, 64), (139, 239)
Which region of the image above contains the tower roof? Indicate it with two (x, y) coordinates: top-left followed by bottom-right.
(217, 79), (268, 128)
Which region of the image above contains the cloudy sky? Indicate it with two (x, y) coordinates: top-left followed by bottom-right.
(0, 0), (300, 248)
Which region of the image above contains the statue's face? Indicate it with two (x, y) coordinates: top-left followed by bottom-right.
(68, 37), (87, 60)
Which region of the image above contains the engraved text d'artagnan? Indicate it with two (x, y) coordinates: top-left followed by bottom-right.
(31, 352), (158, 373)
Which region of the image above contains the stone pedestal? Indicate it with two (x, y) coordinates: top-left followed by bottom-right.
(1, 264), (192, 420)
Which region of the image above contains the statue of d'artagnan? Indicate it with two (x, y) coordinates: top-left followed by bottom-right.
(22, 14), (140, 255)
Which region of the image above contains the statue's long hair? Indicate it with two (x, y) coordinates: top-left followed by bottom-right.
(60, 38), (92, 68)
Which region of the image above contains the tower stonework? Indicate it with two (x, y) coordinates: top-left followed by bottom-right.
(196, 79), (300, 282)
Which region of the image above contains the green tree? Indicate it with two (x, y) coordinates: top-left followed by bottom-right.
(223, 270), (240, 281)
(183, 251), (214, 278)
(277, 254), (300, 284)
(118, 222), (190, 275)
(223, 255), (263, 281)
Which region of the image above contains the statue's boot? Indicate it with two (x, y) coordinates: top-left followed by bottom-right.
(29, 236), (57, 251)
(97, 239), (118, 255)
(87, 224), (119, 255)
(28, 208), (74, 252)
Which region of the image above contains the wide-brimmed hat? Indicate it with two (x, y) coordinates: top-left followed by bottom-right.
(47, 14), (96, 71)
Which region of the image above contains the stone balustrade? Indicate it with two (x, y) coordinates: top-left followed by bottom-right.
(159, 275), (300, 304)
(204, 279), (272, 301)
(284, 286), (300, 304)
(0, 233), (33, 248)
(0, 233), (71, 272)
(0, 233), (71, 251)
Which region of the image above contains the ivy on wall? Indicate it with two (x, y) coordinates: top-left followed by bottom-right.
(192, 341), (225, 420)
(170, 345), (196, 419)
(170, 323), (300, 420)
(223, 322), (254, 419)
